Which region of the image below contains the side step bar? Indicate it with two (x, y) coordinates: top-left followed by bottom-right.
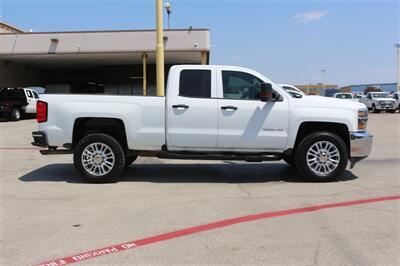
(154, 151), (282, 162)
(40, 149), (73, 155)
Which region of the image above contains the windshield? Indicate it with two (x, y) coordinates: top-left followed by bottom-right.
(372, 93), (389, 98)
(335, 93), (352, 99)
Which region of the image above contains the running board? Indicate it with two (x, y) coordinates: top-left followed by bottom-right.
(155, 151), (282, 162)
(40, 149), (73, 155)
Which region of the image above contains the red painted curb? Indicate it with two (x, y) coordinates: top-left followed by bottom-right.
(34, 195), (400, 266)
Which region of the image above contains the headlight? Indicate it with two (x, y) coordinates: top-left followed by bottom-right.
(358, 109), (368, 131)
(379, 101), (385, 105)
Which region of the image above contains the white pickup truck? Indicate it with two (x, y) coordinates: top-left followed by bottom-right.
(332, 93), (358, 101)
(32, 65), (372, 183)
(360, 92), (397, 113)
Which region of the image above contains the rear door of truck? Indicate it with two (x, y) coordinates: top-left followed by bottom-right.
(166, 66), (218, 151)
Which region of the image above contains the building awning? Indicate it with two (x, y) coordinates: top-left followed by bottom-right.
(0, 29), (210, 67)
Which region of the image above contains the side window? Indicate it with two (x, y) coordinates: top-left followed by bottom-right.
(32, 91), (39, 99)
(179, 70), (211, 98)
(222, 71), (263, 100)
(26, 90), (33, 98)
(367, 94), (372, 99)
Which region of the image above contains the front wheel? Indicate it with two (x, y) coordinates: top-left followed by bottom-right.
(294, 132), (348, 182)
(371, 104), (380, 113)
(74, 133), (126, 183)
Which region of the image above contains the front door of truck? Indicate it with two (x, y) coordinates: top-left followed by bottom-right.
(167, 68), (218, 150)
(216, 69), (289, 151)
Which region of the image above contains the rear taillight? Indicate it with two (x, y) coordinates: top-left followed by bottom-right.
(37, 101), (48, 123)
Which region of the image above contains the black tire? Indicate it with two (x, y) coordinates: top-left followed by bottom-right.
(371, 104), (380, 113)
(10, 107), (21, 121)
(294, 132), (348, 182)
(74, 133), (126, 183)
(282, 155), (295, 166)
(125, 154), (139, 167)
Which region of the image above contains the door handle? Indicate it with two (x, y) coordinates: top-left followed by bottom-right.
(172, 104), (189, 109)
(221, 105), (238, 111)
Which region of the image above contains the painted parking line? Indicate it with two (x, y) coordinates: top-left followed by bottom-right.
(34, 195), (400, 266)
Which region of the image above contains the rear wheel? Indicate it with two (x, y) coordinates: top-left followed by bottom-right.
(294, 132), (348, 182)
(10, 107), (21, 121)
(74, 133), (125, 183)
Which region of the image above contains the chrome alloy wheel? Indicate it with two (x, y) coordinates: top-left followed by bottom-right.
(81, 142), (115, 176)
(306, 141), (340, 176)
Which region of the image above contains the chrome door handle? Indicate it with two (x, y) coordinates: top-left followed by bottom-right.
(221, 105), (238, 111)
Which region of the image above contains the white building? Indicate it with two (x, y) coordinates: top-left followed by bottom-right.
(0, 22), (210, 95)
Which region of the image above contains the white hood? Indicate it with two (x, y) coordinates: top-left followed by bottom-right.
(297, 95), (366, 110)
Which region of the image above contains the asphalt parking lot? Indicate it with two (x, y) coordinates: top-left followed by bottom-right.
(1, 113), (399, 265)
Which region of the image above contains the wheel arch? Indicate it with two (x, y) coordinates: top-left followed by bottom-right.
(293, 121), (350, 156)
(72, 117), (128, 151)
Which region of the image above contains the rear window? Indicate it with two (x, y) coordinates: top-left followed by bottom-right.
(179, 70), (211, 98)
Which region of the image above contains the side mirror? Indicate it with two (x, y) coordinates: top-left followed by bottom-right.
(260, 83), (273, 102)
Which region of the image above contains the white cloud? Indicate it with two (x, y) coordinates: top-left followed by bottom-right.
(294, 10), (330, 22)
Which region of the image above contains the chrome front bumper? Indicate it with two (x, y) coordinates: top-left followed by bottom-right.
(349, 132), (373, 168)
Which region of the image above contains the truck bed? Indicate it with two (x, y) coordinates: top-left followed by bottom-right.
(38, 94), (166, 150)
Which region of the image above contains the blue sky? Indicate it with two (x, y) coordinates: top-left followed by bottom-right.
(0, 0), (398, 86)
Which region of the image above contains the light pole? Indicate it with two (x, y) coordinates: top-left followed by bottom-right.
(395, 43), (400, 92)
(164, 2), (172, 30)
(321, 69), (327, 89)
(156, 0), (165, 96)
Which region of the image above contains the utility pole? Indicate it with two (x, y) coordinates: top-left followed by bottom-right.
(321, 69), (326, 89)
(156, 0), (165, 96)
(395, 43), (400, 92)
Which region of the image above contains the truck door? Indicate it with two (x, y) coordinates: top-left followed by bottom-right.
(24, 89), (36, 113)
(167, 68), (218, 150)
(216, 69), (289, 151)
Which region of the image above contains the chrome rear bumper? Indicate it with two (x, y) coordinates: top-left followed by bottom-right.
(349, 132), (373, 168)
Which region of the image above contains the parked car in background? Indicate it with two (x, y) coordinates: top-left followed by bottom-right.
(392, 92), (400, 112)
(0, 87), (39, 121)
(359, 92), (396, 113)
(333, 93), (358, 101)
(32, 65), (372, 183)
(278, 84), (305, 98)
